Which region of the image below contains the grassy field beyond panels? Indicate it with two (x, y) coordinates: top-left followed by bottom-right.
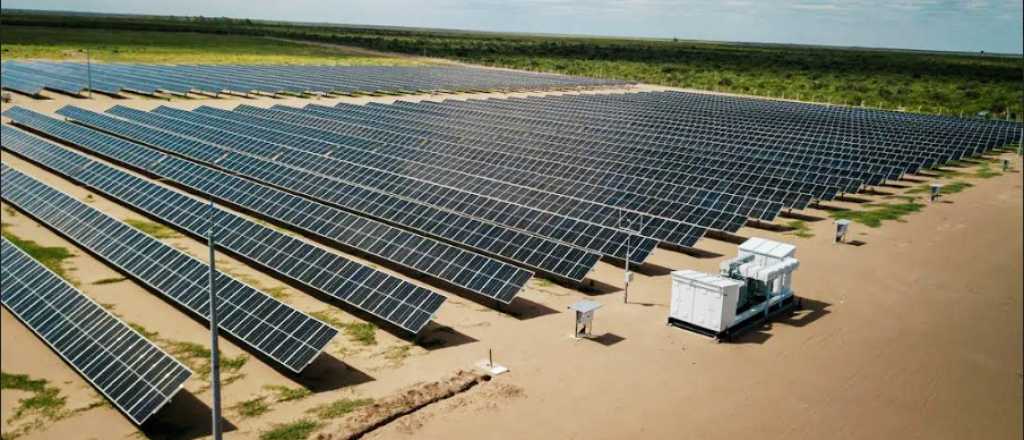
(0, 26), (421, 65)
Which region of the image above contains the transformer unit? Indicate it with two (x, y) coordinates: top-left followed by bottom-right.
(668, 238), (802, 341)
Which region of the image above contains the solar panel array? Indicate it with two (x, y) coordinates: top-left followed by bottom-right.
(112, 104), (670, 258)
(0, 164), (338, 373)
(36, 106), (609, 279)
(1, 238), (192, 425)
(1, 120), (527, 305)
(1, 124), (453, 332)
(1, 61), (625, 97)
(3, 85), (1017, 324)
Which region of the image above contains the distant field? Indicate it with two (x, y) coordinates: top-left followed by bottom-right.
(0, 25), (421, 65)
(1, 10), (1021, 117)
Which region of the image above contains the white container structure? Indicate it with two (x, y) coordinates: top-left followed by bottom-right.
(669, 238), (801, 340)
(670, 270), (743, 333)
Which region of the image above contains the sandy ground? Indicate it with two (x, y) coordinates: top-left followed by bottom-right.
(1, 89), (1021, 440)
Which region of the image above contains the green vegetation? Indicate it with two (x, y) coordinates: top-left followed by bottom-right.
(1, 372), (48, 393)
(1, 371), (66, 421)
(2, 10), (1020, 117)
(782, 220), (814, 238)
(264, 286), (291, 300)
(124, 219), (180, 239)
(232, 397), (271, 418)
(830, 199), (925, 227)
(379, 344), (413, 366)
(165, 340), (249, 379)
(907, 181), (974, 195)
(92, 276), (126, 285)
(973, 162), (1002, 178)
(0, 25), (419, 65)
(1, 225), (74, 281)
(343, 322), (378, 346)
(230, 384), (312, 419)
(127, 322), (160, 340)
(260, 419), (322, 440)
(264, 384), (312, 402)
(308, 397), (373, 419)
(1, 372), (107, 439)
(311, 310), (378, 346)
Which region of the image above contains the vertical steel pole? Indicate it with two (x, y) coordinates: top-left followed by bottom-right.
(207, 201), (223, 440)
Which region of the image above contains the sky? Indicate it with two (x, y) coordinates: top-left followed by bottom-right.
(5, 0), (1023, 53)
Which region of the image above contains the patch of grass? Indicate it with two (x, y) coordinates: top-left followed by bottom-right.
(906, 181), (973, 195)
(307, 398), (373, 419)
(310, 310), (347, 329)
(379, 344), (413, 366)
(973, 163), (1002, 178)
(163, 340), (248, 380)
(232, 397), (270, 418)
(128, 322), (160, 341)
(1, 372), (67, 421)
(124, 219), (180, 239)
(15, 387), (66, 419)
(260, 419), (322, 440)
(311, 310), (376, 346)
(939, 181), (974, 194)
(830, 200), (925, 228)
(344, 322), (377, 346)
(783, 220), (814, 238)
(1, 226), (74, 281)
(931, 167), (966, 179)
(264, 385), (312, 403)
(264, 286), (291, 300)
(1, 372), (48, 393)
(92, 276), (127, 285)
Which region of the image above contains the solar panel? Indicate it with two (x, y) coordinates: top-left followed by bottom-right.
(2, 123), (527, 304)
(3, 61), (626, 97)
(0, 164), (338, 373)
(241, 103), (796, 216)
(197, 104), (767, 226)
(1, 125), (454, 326)
(1, 238), (192, 425)
(104, 105), (674, 258)
(303, 101), (847, 201)
(21, 106), (608, 281)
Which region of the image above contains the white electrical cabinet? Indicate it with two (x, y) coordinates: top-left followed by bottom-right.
(670, 238), (801, 340)
(670, 270), (744, 332)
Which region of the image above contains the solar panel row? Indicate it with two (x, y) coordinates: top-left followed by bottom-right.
(144, 104), (729, 245)
(494, 92), (1019, 173)
(1, 238), (192, 425)
(0, 164), (338, 373)
(160, 92), (1020, 257)
(1, 124), (452, 329)
(2, 119), (530, 306)
(193, 104), (770, 228)
(341, 100), (855, 198)
(392, 97), (886, 190)
(579, 92), (1014, 154)
(2, 61), (625, 97)
(251, 102), (805, 214)
(104, 105), (693, 255)
(399, 97), (907, 184)
(5, 107), (602, 283)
